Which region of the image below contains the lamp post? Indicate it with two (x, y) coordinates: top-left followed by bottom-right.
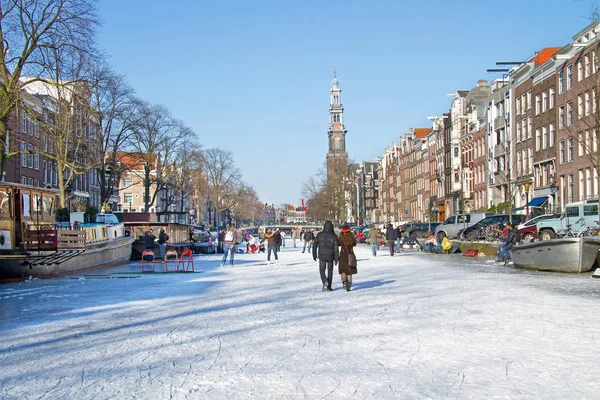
(550, 183), (558, 213)
(524, 181), (531, 218)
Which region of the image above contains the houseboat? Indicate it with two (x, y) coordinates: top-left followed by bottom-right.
(0, 183), (134, 281)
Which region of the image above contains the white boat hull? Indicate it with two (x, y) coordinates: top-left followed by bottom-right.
(510, 237), (600, 273)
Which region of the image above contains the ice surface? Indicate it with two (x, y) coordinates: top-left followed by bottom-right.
(1, 242), (600, 399)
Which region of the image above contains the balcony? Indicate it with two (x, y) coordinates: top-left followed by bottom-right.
(491, 170), (507, 185)
(493, 115), (506, 130)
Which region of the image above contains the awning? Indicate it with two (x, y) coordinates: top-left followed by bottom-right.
(71, 190), (90, 198)
(526, 196), (549, 208)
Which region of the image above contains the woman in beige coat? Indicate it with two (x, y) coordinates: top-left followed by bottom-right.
(338, 226), (357, 291)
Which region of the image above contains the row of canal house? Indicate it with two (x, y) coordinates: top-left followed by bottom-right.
(375, 20), (600, 225)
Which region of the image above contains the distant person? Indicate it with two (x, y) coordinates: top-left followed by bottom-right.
(312, 220), (339, 291)
(395, 225), (403, 253)
(260, 229), (279, 265)
(367, 223), (380, 256)
(302, 229), (314, 253)
(143, 229), (156, 261)
(385, 223), (397, 256)
(338, 225), (357, 291)
(281, 230), (287, 247)
(158, 228), (169, 259)
(274, 229), (282, 252)
(221, 226), (238, 267)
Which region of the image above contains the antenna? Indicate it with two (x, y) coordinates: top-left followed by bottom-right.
(338, 72), (346, 81)
(333, 66), (336, 78)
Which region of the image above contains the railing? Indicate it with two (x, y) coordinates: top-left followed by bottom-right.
(23, 229), (86, 251)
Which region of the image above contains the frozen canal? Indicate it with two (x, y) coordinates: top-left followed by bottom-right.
(1, 242), (600, 399)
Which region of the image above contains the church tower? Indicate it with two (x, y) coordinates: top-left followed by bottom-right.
(326, 72), (348, 184)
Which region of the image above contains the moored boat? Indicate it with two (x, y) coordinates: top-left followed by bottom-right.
(0, 183), (134, 281)
(509, 237), (600, 273)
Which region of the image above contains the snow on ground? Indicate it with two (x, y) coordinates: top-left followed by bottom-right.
(1, 241), (600, 399)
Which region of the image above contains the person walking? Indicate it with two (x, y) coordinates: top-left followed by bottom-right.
(312, 220), (339, 291)
(221, 225), (238, 267)
(302, 229), (314, 253)
(367, 223), (380, 256)
(158, 228), (169, 259)
(260, 229), (279, 265)
(385, 223), (397, 256)
(338, 225), (357, 291)
(281, 230), (286, 247)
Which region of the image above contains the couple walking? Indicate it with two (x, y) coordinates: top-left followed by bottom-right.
(312, 221), (357, 292)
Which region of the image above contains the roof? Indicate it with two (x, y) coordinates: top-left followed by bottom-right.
(116, 152), (157, 171)
(531, 47), (561, 66)
(413, 128), (432, 138)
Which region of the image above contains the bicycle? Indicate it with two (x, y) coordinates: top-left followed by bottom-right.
(556, 218), (592, 238)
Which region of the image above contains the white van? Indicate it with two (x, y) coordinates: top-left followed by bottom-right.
(434, 212), (493, 239)
(537, 199), (599, 239)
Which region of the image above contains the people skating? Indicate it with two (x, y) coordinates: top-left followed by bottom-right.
(302, 229), (314, 253)
(395, 225), (403, 253)
(338, 225), (357, 291)
(221, 225), (238, 267)
(158, 228), (169, 259)
(367, 223), (380, 256)
(274, 229), (282, 252)
(312, 220), (339, 291)
(385, 223), (397, 256)
(260, 229), (279, 265)
(497, 223), (521, 264)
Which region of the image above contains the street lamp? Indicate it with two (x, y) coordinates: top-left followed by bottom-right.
(550, 182), (558, 213)
(524, 181), (532, 218)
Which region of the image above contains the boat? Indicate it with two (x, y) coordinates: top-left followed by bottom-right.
(0, 183), (134, 281)
(509, 237), (600, 273)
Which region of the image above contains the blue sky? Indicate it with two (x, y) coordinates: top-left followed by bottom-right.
(97, 0), (594, 205)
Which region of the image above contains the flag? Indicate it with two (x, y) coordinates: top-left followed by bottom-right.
(301, 199), (307, 212)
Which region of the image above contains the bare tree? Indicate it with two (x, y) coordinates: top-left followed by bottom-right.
(230, 183), (261, 225)
(302, 161), (351, 223)
(201, 148), (241, 227)
(0, 0), (98, 179)
(87, 60), (135, 205)
(126, 100), (196, 212)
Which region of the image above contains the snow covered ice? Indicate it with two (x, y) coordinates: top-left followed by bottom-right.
(2, 242), (600, 399)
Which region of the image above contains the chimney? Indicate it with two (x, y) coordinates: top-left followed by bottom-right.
(477, 79), (489, 86)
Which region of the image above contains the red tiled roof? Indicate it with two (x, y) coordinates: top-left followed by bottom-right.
(531, 47), (561, 66)
(414, 128), (432, 138)
(116, 152), (157, 170)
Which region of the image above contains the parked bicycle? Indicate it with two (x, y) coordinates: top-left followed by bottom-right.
(555, 218), (597, 238)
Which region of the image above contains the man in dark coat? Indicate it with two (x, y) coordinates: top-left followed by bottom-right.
(385, 223), (397, 256)
(274, 229), (282, 252)
(143, 229), (156, 261)
(313, 220), (339, 291)
(302, 229), (314, 253)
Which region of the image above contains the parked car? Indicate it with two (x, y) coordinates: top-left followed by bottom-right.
(517, 213), (561, 241)
(459, 214), (525, 240)
(536, 199), (599, 240)
(408, 222), (442, 238)
(435, 213), (492, 239)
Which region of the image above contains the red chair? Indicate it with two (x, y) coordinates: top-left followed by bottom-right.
(178, 248), (194, 272)
(163, 249), (179, 272)
(140, 249), (157, 273)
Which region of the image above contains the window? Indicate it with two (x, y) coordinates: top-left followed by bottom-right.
(579, 133), (584, 156)
(567, 101), (573, 125)
(124, 177), (132, 187)
(584, 204), (598, 216)
(34, 153), (39, 170)
(27, 143), (33, 168)
(521, 94), (526, 111)
(516, 97), (521, 115)
(527, 91), (532, 109)
(528, 147), (533, 173)
(20, 110), (26, 133)
(595, 50), (599, 73)
(549, 87), (555, 109)
(577, 60), (583, 82)
(585, 54), (591, 78)
(542, 91), (548, 112)
(124, 193), (133, 204)
(578, 95), (584, 118)
(586, 168), (592, 198)
(43, 161), (48, 184)
(517, 151), (522, 175)
(585, 91), (591, 116)
(559, 105), (565, 128)
(567, 65), (573, 89)
(454, 147), (459, 158)
(559, 70), (565, 94)
(579, 170), (585, 199)
(568, 137), (574, 162)
(517, 121), (522, 143)
(535, 129), (541, 151)
(586, 130), (591, 154)
(445, 216), (456, 224)
(549, 123), (555, 147)
(535, 94), (541, 115)
(568, 174), (574, 202)
(566, 205), (579, 217)
(594, 129), (598, 152)
(20, 141), (26, 167)
(542, 126), (548, 149)
(560, 140), (566, 164)
(528, 116), (533, 138)
(22, 176), (27, 185)
(522, 149), (528, 173)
